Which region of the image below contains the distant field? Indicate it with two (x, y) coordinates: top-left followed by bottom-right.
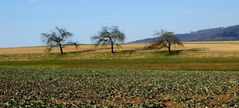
(1, 41), (239, 55)
(0, 41), (239, 71)
(0, 41), (239, 60)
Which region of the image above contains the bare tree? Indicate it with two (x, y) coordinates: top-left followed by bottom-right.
(91, 26), (125, 53)
(148, 30), (183, 55)
(41, 27), (79, 55)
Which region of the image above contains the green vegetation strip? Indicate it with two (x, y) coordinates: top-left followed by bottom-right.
(0, 67), (239, 107)
(1, 58), (239, 71)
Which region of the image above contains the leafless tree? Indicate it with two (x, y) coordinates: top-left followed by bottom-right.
(92, 26), (125, 53)
(41, 27), (79, 54)
(148, 30), (183, 55)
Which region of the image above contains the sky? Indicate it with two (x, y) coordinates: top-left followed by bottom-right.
(0, 0), (239, 48)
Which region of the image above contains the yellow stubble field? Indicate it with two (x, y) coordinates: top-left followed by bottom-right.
(0, 41), (239, 59)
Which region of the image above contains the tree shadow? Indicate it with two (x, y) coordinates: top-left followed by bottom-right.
(143, 46), (208, 55)
(152, 50), (182, 55)
(53, 47), (208, 56)
(187, 48), (208, 51)
(67, 49), (98, 54)
(117, 50), (137, 54)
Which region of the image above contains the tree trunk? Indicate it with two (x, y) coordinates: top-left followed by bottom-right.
(111, 43), (114, 53)
(59, 44), (64, 55)
(168, 44), (172, 55)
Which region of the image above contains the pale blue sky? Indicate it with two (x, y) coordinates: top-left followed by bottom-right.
(0, 0), (239, 48)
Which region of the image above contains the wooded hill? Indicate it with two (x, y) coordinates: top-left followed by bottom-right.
(132, 25), (239, 43)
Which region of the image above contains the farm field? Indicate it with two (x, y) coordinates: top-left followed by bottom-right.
(2, 0), (239, 107)
(0, 41), (239, 107)
(0, 67), (239, 107)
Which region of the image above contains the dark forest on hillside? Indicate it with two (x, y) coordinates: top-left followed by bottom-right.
(132, 25), (239, 43)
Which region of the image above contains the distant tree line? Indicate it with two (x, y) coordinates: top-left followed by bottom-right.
(41, 26), (183, 55)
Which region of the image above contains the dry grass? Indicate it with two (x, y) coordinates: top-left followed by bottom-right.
(183, 41), (239, 51)
(1, 41), (239, 54)
(0, 41), (239, 60)
(0, 45), (95, 55)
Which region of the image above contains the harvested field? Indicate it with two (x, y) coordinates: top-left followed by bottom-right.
(1, 41), (239, 55)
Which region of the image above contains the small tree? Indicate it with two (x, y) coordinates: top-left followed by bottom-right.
(148, 30), (183, 55)
(92, 26), (125, 53)
(41, 27), (79, 54)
